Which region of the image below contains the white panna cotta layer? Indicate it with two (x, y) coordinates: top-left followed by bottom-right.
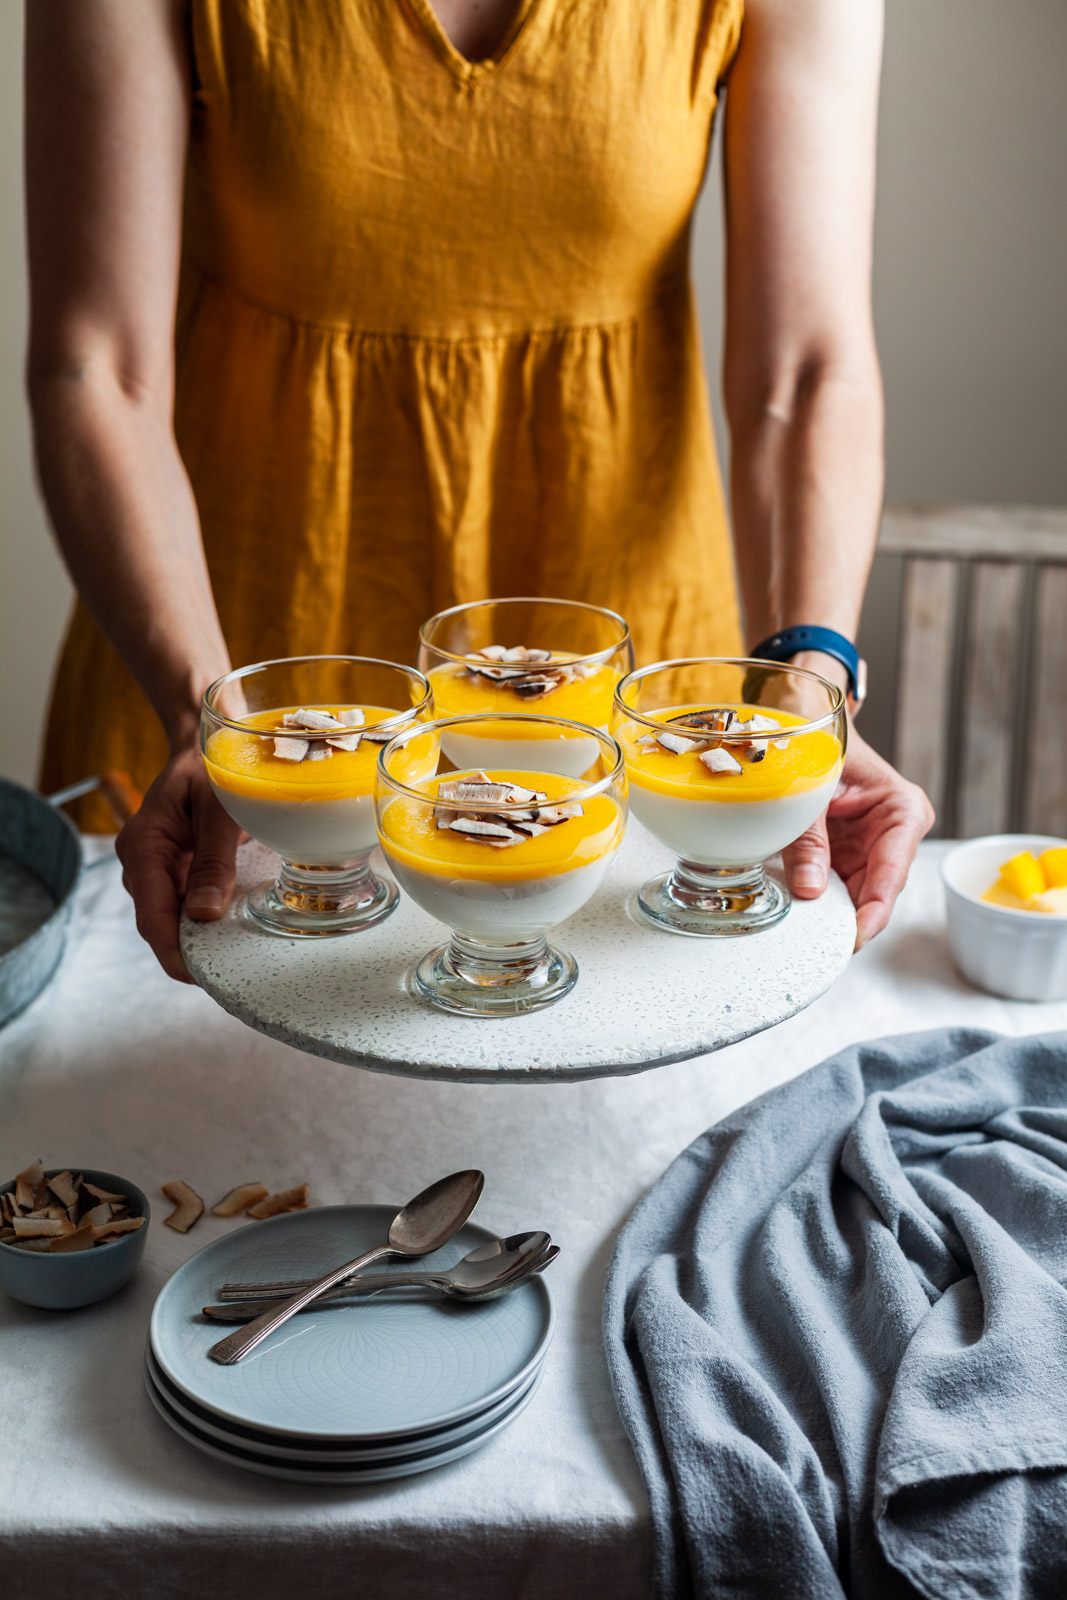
(209, 784), (377, 866)
(387, 854), (617, 943)
(628, 776), (840, 868)
(440, 730), (604, 780)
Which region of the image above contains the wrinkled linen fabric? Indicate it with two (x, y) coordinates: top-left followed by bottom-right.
(604, 1029), (1067, 1600)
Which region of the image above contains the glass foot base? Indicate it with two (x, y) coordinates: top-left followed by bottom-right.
(412, 935), (578, 1017)
(246, 860), (398, 938)
(635, 860), (790, 938)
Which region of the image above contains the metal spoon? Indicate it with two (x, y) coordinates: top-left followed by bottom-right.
(202, 1237), (557, 1322)
(216, 1230), (553, 1302)
(207, 1169), (485, 1365)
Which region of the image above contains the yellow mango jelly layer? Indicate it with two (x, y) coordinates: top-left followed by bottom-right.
(618, 705), (842, 803)
(378, 770), (624, 883)
(428, 658), (618, 732)
(205, 707), (431, 803)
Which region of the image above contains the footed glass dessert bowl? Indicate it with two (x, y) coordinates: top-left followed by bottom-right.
(417, 597), (633, 777)
(375, 714), (628, 1016)
(201, 656), (433, 936)
(612, 657), (846, 936)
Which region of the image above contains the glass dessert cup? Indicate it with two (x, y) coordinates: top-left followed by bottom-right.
(201, 656), (433, 937)
(417, 598), (634, 778)
(375, 715), (628, 1016)
(612, 658), (846, 937)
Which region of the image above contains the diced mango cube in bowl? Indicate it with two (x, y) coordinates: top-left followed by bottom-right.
(1040, 849), (1067, 890)
(1000, 851), (1046, 900)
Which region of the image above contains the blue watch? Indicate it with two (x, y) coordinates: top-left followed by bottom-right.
(749, 626), (866, 708)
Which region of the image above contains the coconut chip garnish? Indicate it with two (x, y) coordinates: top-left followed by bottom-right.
(0, 1163), (146, 1252)
(272, 707), (367, 762)
(636, 708), (791, 769)
(461, 645), (598, 701)
(211, 1182), (270, 1218)
(434, 772), (584, 847)
(247, 1184), (310, 1220)
(162, 1180), (205, 1234)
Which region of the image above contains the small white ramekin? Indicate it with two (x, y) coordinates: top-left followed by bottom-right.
(940, 834), (1067, 1002)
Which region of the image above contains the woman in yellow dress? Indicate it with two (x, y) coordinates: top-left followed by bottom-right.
(26, 0), (931, 980)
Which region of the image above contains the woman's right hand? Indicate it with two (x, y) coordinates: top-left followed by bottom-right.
(115, 745), (243, 983)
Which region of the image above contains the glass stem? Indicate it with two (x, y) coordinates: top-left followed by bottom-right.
(277, 852), (379, 915)
(668, 859), (766, 914)
(445, 932), (550, 988)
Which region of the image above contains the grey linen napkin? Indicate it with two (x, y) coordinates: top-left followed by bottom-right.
(604, 1029), (1067, 1600)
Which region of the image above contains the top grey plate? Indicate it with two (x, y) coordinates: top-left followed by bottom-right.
(180, 823), (855, 1083)
(149, 1206), (554, 1440)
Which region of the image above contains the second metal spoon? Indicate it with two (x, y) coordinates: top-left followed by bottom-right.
(203, 1235), (557, 1321)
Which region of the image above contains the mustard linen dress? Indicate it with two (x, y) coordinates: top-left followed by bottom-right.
(42, 0), (745, 827)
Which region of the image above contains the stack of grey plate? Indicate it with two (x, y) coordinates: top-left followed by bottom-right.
(145, 1205), (554, 1483)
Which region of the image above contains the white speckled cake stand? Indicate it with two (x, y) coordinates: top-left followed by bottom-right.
(180, 823), (855, 1083)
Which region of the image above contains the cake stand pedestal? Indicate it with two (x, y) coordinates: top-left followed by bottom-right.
(180, 823), (855, 1083)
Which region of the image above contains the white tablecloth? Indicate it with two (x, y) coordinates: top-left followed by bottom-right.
(3, 840), (1066, 1600)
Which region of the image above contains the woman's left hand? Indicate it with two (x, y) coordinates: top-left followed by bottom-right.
(782, 729), (935, 949)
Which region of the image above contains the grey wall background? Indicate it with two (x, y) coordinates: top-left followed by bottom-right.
(3, 0), (1066, 789)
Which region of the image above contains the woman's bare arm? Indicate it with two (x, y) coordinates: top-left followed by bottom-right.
(723, 0), (884, 651)
(26, 0), (239, 978)
(26, 0), (229, 746)
(722, 0), (933, 940)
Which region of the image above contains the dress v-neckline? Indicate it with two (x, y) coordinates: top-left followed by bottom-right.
(406, 0), (544, 82)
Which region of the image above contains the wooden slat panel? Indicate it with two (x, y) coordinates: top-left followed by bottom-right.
(894, 558), (958, 829)
(1025, 565), (1067, 835)
(880, 505), (1067, 563)
(856, 552), (904, 772)
(957, 562), (1027, 838)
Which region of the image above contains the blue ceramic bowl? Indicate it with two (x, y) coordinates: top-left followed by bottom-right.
(0, 1167), (150, 1309)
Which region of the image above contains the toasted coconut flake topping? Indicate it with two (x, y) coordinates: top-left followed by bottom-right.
(93, 1217), (146, 1241)
(273, 736), (310, 762)
(15, 1160), (45, 1213)
(461, 644), (596, 699)
(272, 708), (371, 763)
(161, 1180), (205, 1234)
(656, 731), (704, 756)
(211, 1183), (270, 1218)
(432, 777), (584, 847)
(699, 747), (744, 776)
(51, 1221), (97, 1254)
(47, 1171), (80, 1209)
(12, 1216), (66, 1237)
(82, 1181), (127, 1204)
(247, 1184), (310, 1220)
(640, 706), (792, 773)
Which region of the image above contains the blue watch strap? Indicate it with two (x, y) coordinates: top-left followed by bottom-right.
(750, 626), (863, 702)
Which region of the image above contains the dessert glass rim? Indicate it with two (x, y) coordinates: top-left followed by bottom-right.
(417, 595), (632, 669)
(375, 713), (625, 808)
(614, 656), (846, 742)
(201, 655), (433, 738)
